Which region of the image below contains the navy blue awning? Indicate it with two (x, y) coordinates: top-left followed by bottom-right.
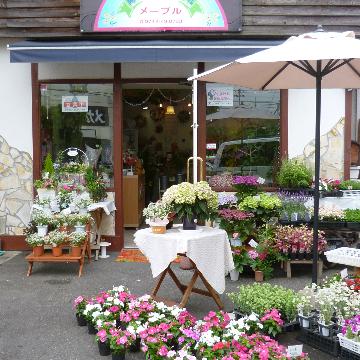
(8, 39), (282, 63)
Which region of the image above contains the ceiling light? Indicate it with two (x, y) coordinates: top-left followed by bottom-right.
(165, 105), (175, 115)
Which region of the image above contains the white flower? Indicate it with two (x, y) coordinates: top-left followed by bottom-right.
(113, 298), (121, 305)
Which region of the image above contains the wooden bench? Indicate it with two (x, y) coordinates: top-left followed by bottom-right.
(26, 231), (91, 277)
(283, 259), (323, 278)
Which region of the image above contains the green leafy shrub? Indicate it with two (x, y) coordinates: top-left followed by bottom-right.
(276, 160), (312, 188)
(344, 209), (360, 222)
(43, 153), (55, 175)
(339, 180), (360, 190)
(228, 283), (299, 323)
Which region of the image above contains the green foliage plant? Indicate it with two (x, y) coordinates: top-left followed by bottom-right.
(276, 159), (312, 189)
(339, 180), (360, 190)
(344, 209), (360, 222)
(228, 283), (300, 323)
(43, 153), (55, 176)
(85, 167), (107, 203)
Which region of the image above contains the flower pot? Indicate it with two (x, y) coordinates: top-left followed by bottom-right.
(290, 212), (298, 222)
(151, 225), (166, 234)
(182, 216), (196, 230)
(33, 245), (44, 257)
(129, 338), (141, 353)
(318, 323), (332, 337)
(52, 246), (62, 257)
(298, 251), (305, 260)
(179, 256), (195, 270)
(76, 313), (87, 327)
(87, 322), (97, 335)
(229, 269), (240, 281)
(74, 225), (86, 233)
(37, 225), (48, 237)
(305, 252), (312, 260)
(255, 270), (264, 282)
(290, 252), (297, 260)
(166, 220), (174, 230)
(298, 314), (312, 329)
(71, 246), (82, 257)
(37, 188), (56, 201)
(98, 340), (111, 356)
(116, 319), (127, 330)
(112, 351), (125, 360)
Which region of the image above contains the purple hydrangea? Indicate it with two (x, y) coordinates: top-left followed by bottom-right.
(233, 176), (259, 186)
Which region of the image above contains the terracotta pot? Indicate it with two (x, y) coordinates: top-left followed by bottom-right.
(33, 245), (44, 257)
(255, 270), (264, 282)
(151, 225), (166, 234)
(179, 256), (195, 270)
(71, 246), (82, 257)
(52, 246), (62, 257)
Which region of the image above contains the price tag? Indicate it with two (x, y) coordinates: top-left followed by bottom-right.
(248, 239), (259, 248)
(340, 268), (348, 279)
(287, 345), (303, 358)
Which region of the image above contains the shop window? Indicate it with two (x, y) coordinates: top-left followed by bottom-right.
(40, 83), (114, 187)
(206, 87), (280, 184)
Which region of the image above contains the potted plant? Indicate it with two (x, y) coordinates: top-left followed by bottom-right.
(338, 314), (360, 355)
(69, 232), (87, 257)
(162, 181), (218, 230)
(85, 167), (108, 203)
(25, 233), (45, 256)
(344, 209), (360, 230)
(276, 159), (313, 192)
(96, 325), (113, 356)
(73, 295), (88, 326)
(315, 287), (335, 337)
(232, 175), (265, 201)
(208, 174), (234, 192)
(142, 201), (171, 234)
(319, 178), (342, 197)
(72, 213), (92, 232)
(53, 213), (73, 233)
(46, 230), (66, 257)
(34, 173), (57, 201)
(109, 329), (136, 360)
(32, 210), (52, 237)
(73, 193), (92, 214)
(297, 286), (316, 328)
(317, 204), (346, 228)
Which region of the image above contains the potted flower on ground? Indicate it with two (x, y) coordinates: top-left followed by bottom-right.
(162, 181), (218, 230)
(297, 286), (316, 329)
(46, 230), (66, 257)
(315, 287), (335, 337)
(69, 232), (87, 257)
(109, 329), (136, 360)
(338, 314), (360, 355)
(25, 233), (45, 256)
(32, 210), (52, 237)
(142, 201), (171, 234)
(73, 295), (88, 326)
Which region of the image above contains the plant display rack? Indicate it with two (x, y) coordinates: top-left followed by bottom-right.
(340, 348), (360, 360)
(297, 328), (340, 357)
(338, 334), (360, 356)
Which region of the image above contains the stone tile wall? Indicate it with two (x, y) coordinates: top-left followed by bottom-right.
(0, 135), (33, 235)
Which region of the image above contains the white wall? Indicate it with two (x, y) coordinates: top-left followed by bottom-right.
(288, 89), (345, 158)
(0, 40), (32, 155)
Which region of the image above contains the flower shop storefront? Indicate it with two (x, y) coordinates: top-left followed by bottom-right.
(6, 35), (288, 251)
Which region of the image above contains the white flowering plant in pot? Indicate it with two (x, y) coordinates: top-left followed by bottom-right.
(46, 230), (67, 247)
(25, 233), (45, 247)
(32, 210), (52, 226)
(69, 232), (87, 247)
(143, 201), (171, 226)
(161, 181), (218, 222)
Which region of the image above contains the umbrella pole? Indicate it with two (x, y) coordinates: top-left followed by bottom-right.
(312, 60), (322, 284)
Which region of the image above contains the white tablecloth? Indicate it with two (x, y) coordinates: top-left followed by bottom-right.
(88, 200), (116, 215)
(134, 225), (234, 294)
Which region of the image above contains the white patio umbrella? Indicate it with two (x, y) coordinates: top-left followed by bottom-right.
(189, 27), (360, 283)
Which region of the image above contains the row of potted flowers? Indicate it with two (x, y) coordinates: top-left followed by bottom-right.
(73, 285), (309, 360)
(26, 230), (87, 257)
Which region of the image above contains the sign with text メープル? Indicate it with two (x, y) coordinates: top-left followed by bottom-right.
(62, 96), (88, 113)
(81, 0), (241, 32)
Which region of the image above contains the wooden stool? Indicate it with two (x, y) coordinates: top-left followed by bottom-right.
(284, 260), (323, 278)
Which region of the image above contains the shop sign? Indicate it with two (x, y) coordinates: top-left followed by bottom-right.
(206, 143), (217, 150)
(84, 106), (110, 127)
(81, 0), (241, 32)
(206, 84), (233, 107)
(62, 96), (88, 113)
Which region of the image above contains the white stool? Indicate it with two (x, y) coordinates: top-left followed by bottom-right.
(99, 242), (111, 259)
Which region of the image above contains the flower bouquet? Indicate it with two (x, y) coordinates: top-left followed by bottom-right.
(143, 201), (171, 234)
(162, 181), (218, 230)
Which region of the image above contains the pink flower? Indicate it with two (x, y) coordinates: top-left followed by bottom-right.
(248, 250), (259, 260)
(158, 346), (169, 356)
(96, 329), (107, 343)
(116, 335), (128, 345)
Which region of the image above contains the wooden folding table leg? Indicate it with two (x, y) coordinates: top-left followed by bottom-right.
(198, 272), (224, 310)
(27, 262), (33, 277)
(152, 268), (168, 297)
(78, 258), (84, 277)
(168, 267), (186, 294)
(179, 271), (199, 308)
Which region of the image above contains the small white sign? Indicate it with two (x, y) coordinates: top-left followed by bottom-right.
(287, 345), (303, 358)
(340, 268), (348, 279)
(248, 239), (259, 248)
(206, 84), (233, 107)
(62, 95), (88, 113)
(206, 143), (217, 150)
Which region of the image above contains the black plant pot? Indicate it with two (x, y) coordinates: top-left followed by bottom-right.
(98, 340), (111, 356)
(298, 252), (305, 260)
(290, 252), (297, 260)
(87, 322), (97, 335)
(182, 216), (196, 230)
(112, 352), (125, 360)
(305, 252), (312, 260)
(76, 313), (87, 327)
(129, 338), (141, 353)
